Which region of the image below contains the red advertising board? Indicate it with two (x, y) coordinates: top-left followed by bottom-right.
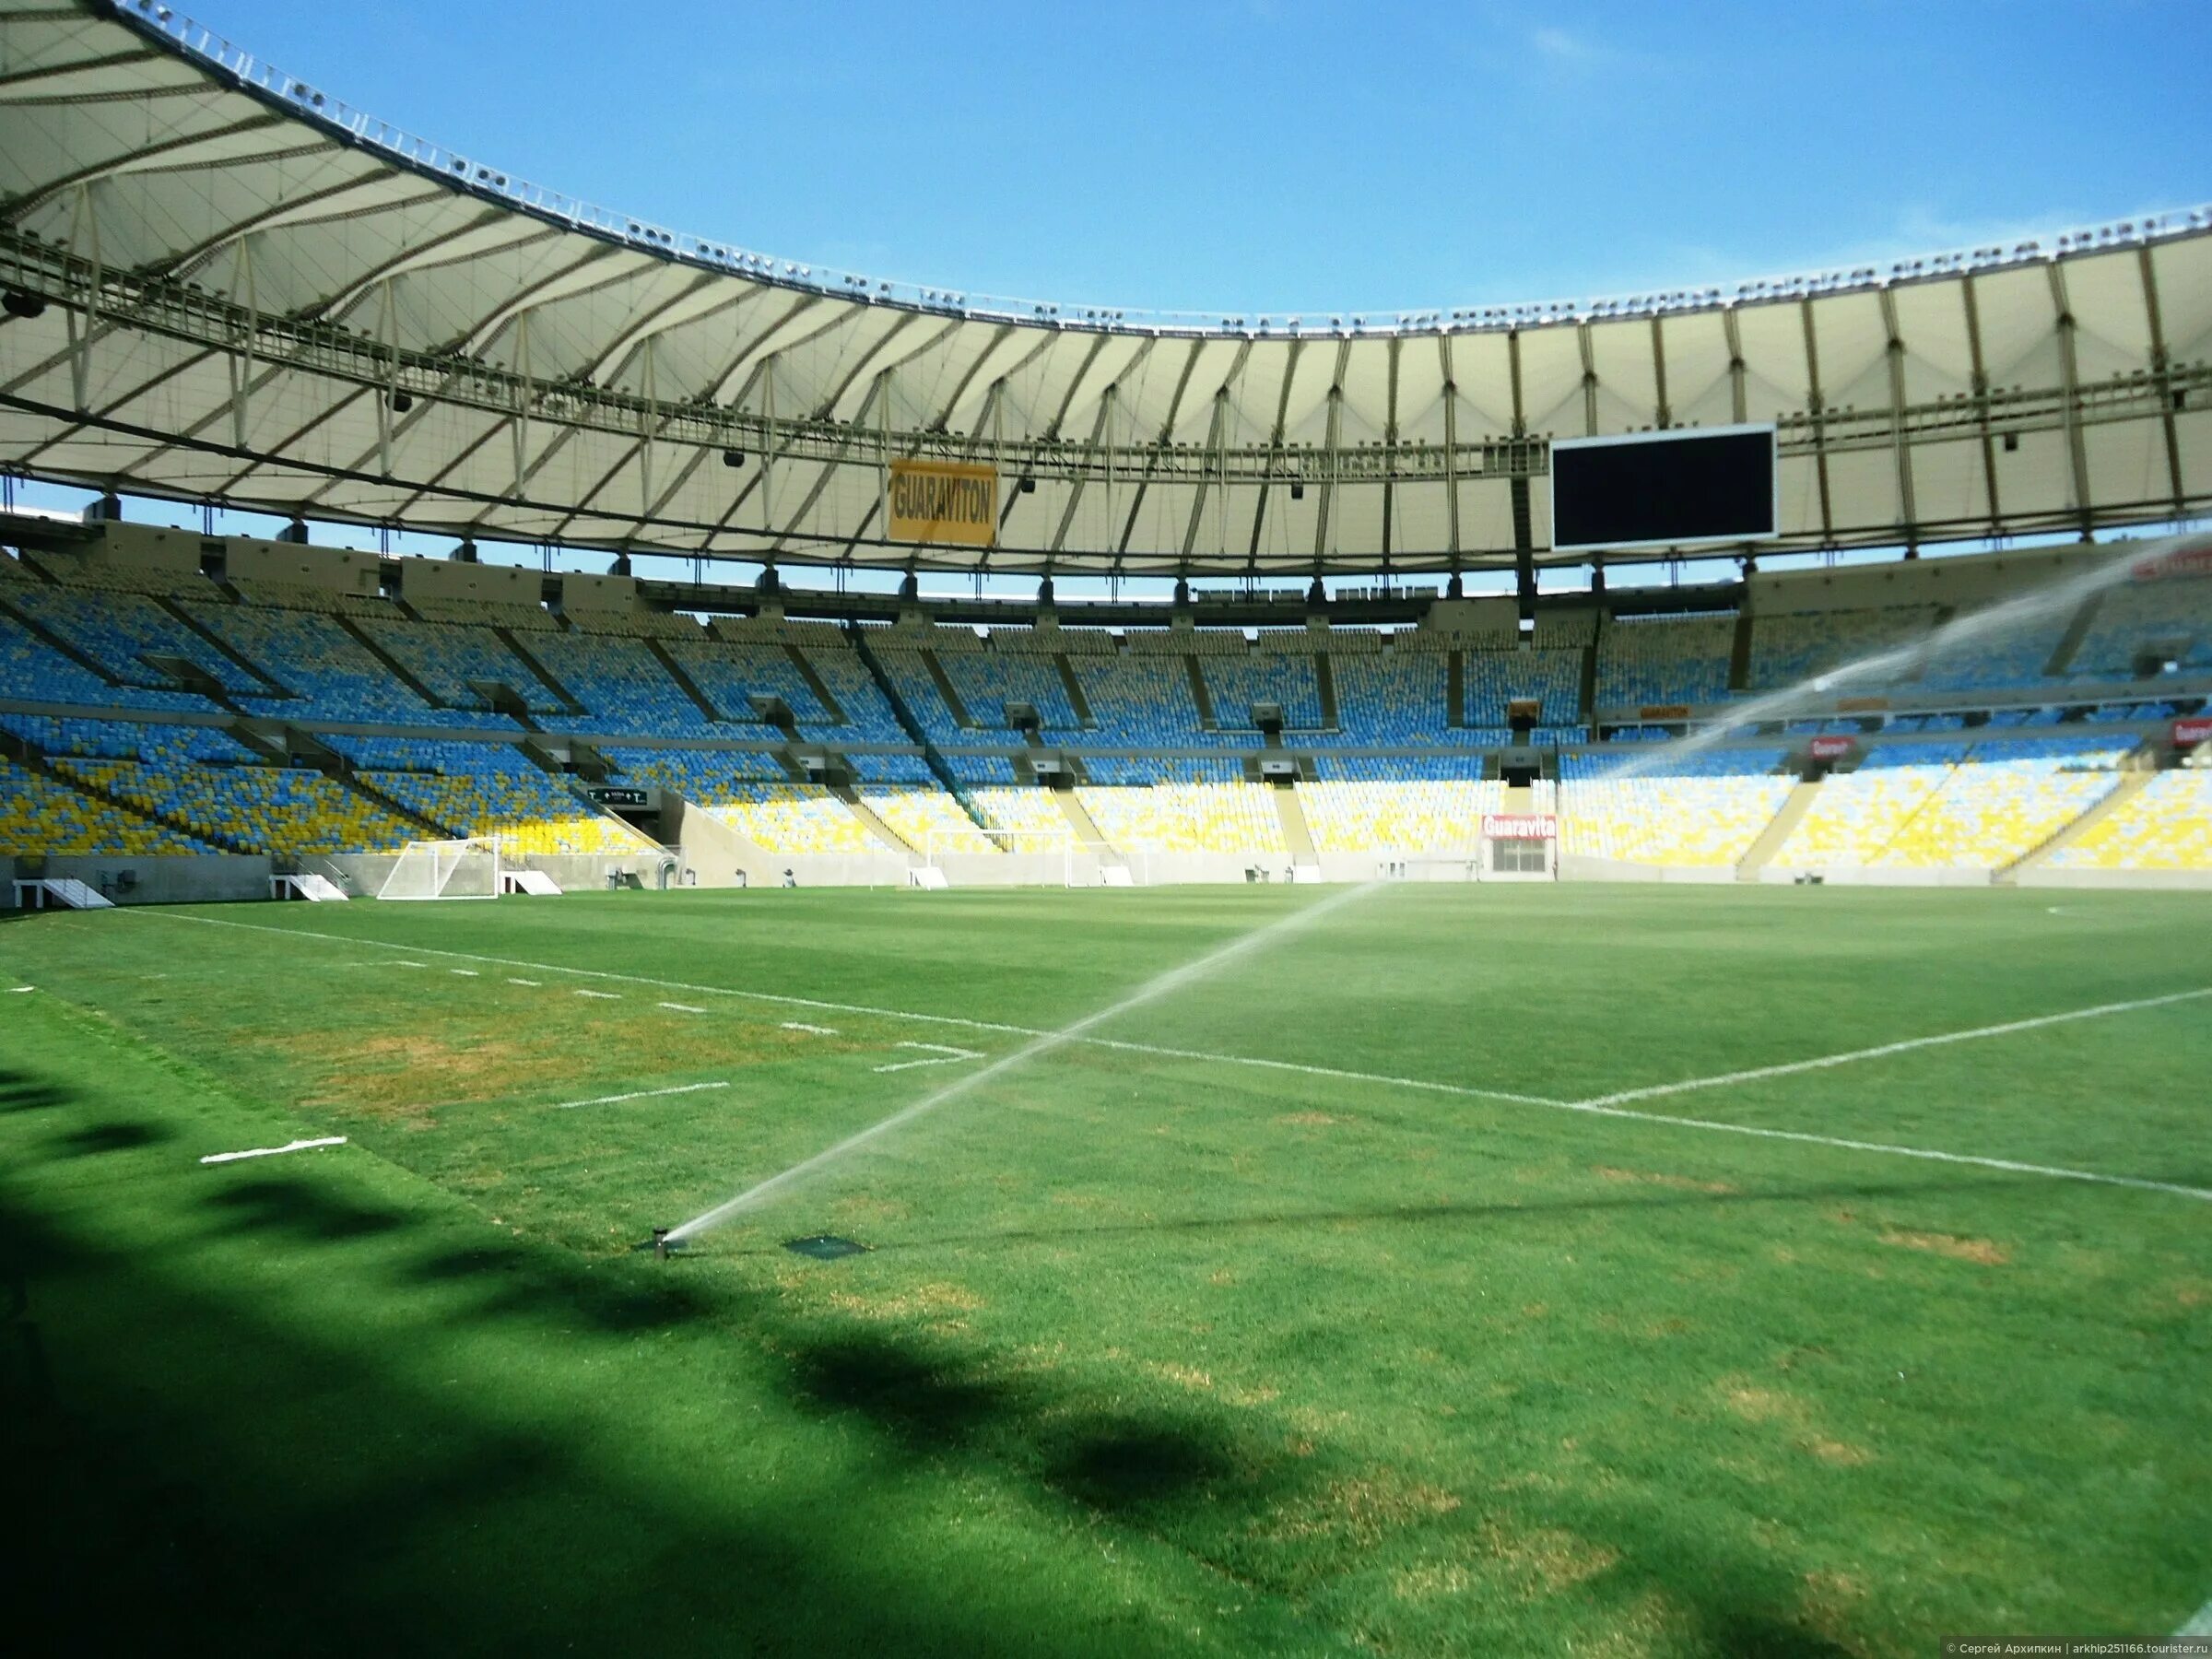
(1808, 735), (1855, 759)
(1482, 814), (1558, 840)
(2174, 717), (2212, 747)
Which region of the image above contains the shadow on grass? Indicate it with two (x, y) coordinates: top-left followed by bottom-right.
(0, 1066), (76, 1114)
(771, 1172), (2058, 1257)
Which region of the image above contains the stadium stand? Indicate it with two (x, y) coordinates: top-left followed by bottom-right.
(1559, 748), (1794, 868)
(2045, 759), (2212, 869)
(1596, 613), (1735, 708)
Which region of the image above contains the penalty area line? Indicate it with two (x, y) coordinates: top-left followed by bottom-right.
(146, 912), (2212, 1205)
(554, 1081), (730, 1111)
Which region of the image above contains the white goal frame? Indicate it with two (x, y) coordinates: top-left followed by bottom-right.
(925, 828), (1149, 888)
(376, 838), (503, 901)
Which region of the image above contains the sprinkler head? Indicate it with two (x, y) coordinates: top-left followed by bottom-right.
(652, 1227), (671, 1260)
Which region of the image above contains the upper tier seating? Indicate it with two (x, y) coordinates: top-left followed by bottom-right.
(1325, 649), (1450, 745)
(352, 617), (553, 715)
(941, 645), (1083, 733)
(1201, 650), (1324, 729)
(1595, 614), (1735, 708)
(525, 631), (720, 734)
(1463, 646), (1582, 728)
(1065, 653), (1213, 747)
(1746, 606), (1935, 691)
(181, 599), (454, 724)
(5, 583), (269, 694)
(2066, 579), (2212, 682)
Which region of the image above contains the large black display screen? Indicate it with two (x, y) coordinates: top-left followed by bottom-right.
(1550, 426), (1776, 551)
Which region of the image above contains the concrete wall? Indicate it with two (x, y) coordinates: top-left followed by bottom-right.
(8, 853), (273, 905)
(2016, 866), (2212, 891)
(1558, 853), (1735, 885)
(1755, 865), (1992, 888)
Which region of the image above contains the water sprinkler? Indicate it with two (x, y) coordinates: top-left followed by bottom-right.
(652, 1227), (671, 1260)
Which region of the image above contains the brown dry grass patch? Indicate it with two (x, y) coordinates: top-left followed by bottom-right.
(821, 1281), (982, 1323)
(1477, 1516), (1621, 1594)
(1259, 1469), (1460, 1547)
(1594, 1165), (1736, 1195)
(1277, 1111), (1339, 1126)
(1876, 1228), (2008, 1265)
(1721, 1380), (1874, 1467)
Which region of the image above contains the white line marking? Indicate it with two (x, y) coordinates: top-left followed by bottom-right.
(874, 1041), (985, 1074)
(149, 912), (2212, 1205)
(2177, 1599), (2212, 1638)
(574, 989), (620, 1000)
(508, 978), (540, 987)
(201, 1135), (347, 1165)
(7, 985), (33, 994)
(394, 960), (428, 969)
(782, 1021), (840, 1035)
(450, 969), (479, 977)
(671, 881), (1384, 1238)
(659, 1002), (708, 1014)
(554, 1081), (730, 1111)
(1576, 987), (2212, 1112)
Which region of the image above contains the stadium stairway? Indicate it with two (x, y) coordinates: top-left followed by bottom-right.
(645, 639), (724, 722)
(1050, 782), (1112, 852)
(1269, 779), (1320, 866)
(1998, 765), (2157, 882)
(830, 784), (917, 855)
(496, 627), (587, 716)
(333, 614), (447, 709)
(2042, 591), (2104, 677)
(1735, 776), (1822, 881)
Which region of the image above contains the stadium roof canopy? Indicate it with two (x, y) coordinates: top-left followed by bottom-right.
(1, 0), (2208, 580)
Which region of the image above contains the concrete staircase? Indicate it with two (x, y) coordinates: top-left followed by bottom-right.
(1735, 778), (1822, 881)
(1999, 768), (2155, 882)
(1271, 782), (1319, 866)
(1050, 784), (1112, 852)
(832, 785), (915, 856)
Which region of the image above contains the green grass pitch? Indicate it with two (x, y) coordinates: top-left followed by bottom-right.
(2, 884), (2207, 1655)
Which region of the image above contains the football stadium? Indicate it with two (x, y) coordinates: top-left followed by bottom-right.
(2, 2), (2209, 1653)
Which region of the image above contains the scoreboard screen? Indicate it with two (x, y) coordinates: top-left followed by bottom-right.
(1549, 425), (1776, 552)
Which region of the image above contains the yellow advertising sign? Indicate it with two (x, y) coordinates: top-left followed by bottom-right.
(888, 457), (997, 548)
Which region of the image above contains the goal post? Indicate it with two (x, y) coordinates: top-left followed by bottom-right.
(377, 838), (503, 901)
(924, 828), (1147, 888)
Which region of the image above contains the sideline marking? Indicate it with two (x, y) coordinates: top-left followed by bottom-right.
(450, 969), (478, 977)
(1574, 987), (2212, 1111)
(149, 912), (2212, 1204)
(201, 1135), (347, 1166)
(659, 1002), (708, 1015)
(508, 978), (540, 987)
(875, 1041), (985, 1074)
(573, 989), (620, 1001)
(782, 1021), (839, 1035)
(555, 1080), (729, 1111)
(7, 985), (33, 994)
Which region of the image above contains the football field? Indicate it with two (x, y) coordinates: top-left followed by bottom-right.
(3, 883), (2208, 1655)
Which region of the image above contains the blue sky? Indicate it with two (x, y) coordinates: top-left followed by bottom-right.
(18, 1), (2209, 596)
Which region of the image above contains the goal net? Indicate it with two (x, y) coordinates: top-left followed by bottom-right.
(377, 839), (502, 901)
(926, 829), (1148, 888)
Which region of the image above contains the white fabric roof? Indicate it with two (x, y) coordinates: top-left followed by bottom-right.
(1, 0), (2207, 574)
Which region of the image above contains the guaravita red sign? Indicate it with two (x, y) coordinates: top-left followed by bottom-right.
(1808, 735), (1856, 759)
(1482, 813), (1558, 840)
(2173, 717), (2212, 747)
